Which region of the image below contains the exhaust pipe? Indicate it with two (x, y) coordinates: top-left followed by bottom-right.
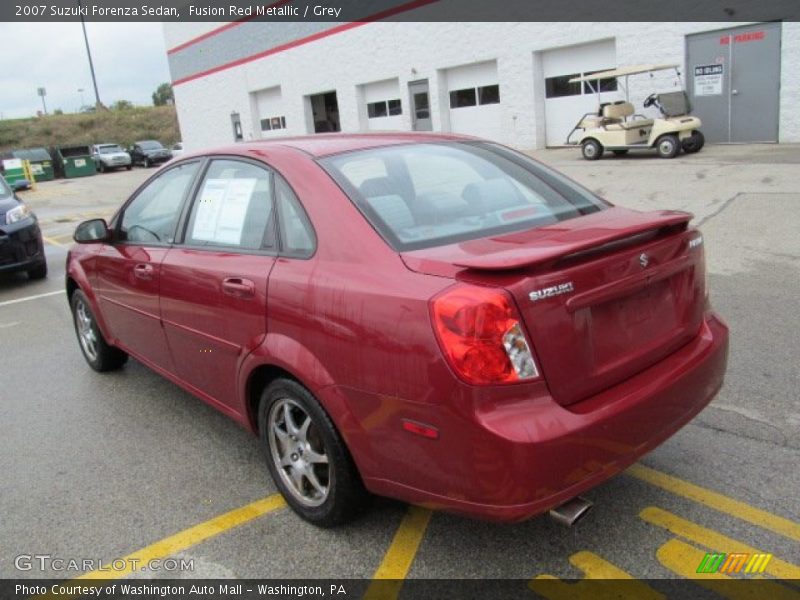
(549, 496), (593, 527)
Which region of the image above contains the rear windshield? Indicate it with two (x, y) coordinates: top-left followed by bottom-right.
(138, 141), (163, 150)
(98, 145), (123, 153)
(321, 142), (607, 251)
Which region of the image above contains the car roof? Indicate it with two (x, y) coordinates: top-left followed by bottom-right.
(208, 132), (479, 159)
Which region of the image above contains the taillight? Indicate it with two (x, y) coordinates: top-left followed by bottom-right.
(430, 285), (538, 385)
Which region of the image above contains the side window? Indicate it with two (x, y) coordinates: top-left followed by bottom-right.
(275, 176), (315, 258)
(185, 159), (275, 251)
(120, 161), (200, 244)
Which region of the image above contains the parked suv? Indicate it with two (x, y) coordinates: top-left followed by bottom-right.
(0, 175), (46, 279)
(91, 143), (132, 172)
(129, 140), (172, 168)
(66, 133), (728, 526)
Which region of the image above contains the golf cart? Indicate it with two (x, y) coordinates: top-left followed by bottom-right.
(566, 64), (705, 160)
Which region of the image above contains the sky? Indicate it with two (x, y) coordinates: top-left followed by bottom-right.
(0, 22), (171, 119)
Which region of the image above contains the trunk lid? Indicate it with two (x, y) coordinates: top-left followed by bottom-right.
(402, 207), (707, 406)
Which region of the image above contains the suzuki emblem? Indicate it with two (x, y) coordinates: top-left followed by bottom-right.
(639, 253), (650, 268)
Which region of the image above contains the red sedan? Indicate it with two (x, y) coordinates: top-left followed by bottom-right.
(66, 133), (728, 526)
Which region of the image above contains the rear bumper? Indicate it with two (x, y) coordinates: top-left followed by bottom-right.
(0, 218), (46, 274)
(361, 312), (728, 521)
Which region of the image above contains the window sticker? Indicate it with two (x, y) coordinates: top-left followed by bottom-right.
(192, 178), (257, 245)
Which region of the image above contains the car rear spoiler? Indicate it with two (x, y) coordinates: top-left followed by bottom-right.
(450, 208), (693, 271)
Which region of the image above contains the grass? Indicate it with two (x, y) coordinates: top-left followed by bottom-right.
(0, 106), (180, 153)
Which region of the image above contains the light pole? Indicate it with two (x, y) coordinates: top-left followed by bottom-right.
(78, 0), (102, 108)
(37, 87), (48, 115)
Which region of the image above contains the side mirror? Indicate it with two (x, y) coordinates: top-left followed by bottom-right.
(74, 218), (110, 243)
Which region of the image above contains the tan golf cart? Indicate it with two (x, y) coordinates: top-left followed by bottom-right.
(566, 64), (705, 160)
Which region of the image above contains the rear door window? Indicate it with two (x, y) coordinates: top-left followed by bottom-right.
(184, 159), (275, 251)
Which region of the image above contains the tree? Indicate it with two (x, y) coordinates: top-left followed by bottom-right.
(112, 99), (134, 111)
(152, 83), (174, 106)
(53, 108), (64, 115)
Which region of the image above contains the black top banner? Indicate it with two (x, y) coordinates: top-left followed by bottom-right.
(3, 0), (800, 22)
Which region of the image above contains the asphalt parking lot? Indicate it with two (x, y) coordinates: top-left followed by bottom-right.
(1, 146), (798, 594)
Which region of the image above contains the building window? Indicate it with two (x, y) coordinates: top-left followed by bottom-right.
(449, 88), (477, 108)
(478, 84), (500, 105)
(367, 99), (402, 119)
(582, 70), (618, 94)
(388, 99), (402, 116)
(260, 116), (286, 131)
(449, 85), (500, 109)
(545, 74), (581, 98)
(367, 101), (388, 118)
(545, 70), (617, 99)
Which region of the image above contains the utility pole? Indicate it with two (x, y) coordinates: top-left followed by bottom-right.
(78, 0), (102, 108)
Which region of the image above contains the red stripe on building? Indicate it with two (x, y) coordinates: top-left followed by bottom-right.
(167, 0), (294, 55)
(171, 0), (440, 86)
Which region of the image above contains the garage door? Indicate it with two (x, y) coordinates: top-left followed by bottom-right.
(252, 86), (287, 137)
(362, 78), (403, 131)
(445, 60), (501, 140)
(542, 40), (618, 146)
(687, 23), (781, 143)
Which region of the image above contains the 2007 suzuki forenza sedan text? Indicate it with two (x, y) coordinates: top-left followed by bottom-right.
(66, 133), (729, 526)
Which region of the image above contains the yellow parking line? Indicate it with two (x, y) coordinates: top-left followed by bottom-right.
(656, 539), (798, 600)
(42, 235), (67, 247)
(80, 494), (285, 580)
(569, 550), (643, 579)
(34, 494), (285, 599)
(641, 506), (800, 580)
(363, 506), (433, 600)
(530, 551), (665, 600)
(628, 464), (800, 543)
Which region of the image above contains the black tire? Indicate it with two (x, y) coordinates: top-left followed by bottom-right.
(656, 134), (680, 159)
(612, 149), (629, 156)
(70, 289), (128, 372)
(126, 165), (132, 171)
(99, 163), (106, 173)
(581, 139), (603, 161)
(27, 261), (47, 280)
(143, 157), (151, 168)
(682, 130), (705, 154)
(258, 378), (369, 527)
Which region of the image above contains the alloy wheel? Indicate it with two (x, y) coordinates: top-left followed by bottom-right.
(74, 298), (99, 362)
(268, 398), (330, 507)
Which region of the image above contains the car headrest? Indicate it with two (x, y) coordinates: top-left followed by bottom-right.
(359, 177), (398, 199)
(364, 194), (415, 231)
(462, 177), (524, 211)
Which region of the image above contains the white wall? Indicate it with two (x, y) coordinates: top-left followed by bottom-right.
(166, 21), (800, 151)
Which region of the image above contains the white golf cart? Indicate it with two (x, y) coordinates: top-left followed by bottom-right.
(566, 64), (705, 160)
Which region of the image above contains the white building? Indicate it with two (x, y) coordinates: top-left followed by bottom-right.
(163, 20), (800, 151)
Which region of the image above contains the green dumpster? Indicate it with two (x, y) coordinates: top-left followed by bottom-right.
(0, 158), (31, 189)
(53, 144), (96, 178)
(12, 148), (55, 182)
